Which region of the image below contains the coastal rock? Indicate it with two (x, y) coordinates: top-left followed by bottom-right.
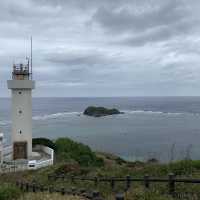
(83, 106), (123, 117)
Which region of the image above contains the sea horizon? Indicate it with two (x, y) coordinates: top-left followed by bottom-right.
(1, 96), (200, 162)
(2, 95), (200, 98)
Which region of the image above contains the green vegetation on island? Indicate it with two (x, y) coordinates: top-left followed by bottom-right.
(83, 106), (123, 117)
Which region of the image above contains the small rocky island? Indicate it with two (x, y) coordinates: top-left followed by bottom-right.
(83, 106), (123, 117)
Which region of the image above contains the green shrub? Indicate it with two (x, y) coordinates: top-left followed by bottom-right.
(190, 160), (200, 170)
(0, 184), (21, 200)
(169, 160), (193, 175)
(32, 138), (57, 150)
(55, 137), (104, 167)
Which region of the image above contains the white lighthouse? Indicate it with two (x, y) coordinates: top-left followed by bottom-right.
(7, 58), (35, 160)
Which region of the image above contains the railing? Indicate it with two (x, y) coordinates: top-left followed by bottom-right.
(34, 159), (53, 170)
(0, 163), (28, 173)
(12, 63), (30, 80)
(13, 64), (29, 73)
(48, 173), (200, 199)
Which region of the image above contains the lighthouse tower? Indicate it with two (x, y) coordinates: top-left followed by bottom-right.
(7, 59), (35, 160)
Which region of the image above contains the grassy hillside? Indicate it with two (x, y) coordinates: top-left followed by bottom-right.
(1, 137), (200, 199)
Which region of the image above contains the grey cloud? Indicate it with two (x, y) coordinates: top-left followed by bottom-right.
(163, 35), (200, 57)
(1, 0), (200, 97)
(0, 0), (60, 22)
(91, 0), (198, 47)
(34, 0), (134, 10)
(117, 19), (194, 46)
(92, 0), (187, 33)
(46, 51), (110, 66)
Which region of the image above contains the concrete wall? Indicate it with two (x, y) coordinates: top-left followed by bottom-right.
(29, 145), (54, 170)
(34, 145), (51, 154)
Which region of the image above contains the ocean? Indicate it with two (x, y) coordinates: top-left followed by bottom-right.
(1, 96), (200, 162)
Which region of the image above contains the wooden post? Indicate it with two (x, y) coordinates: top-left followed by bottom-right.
(37, 185), (40, 192)
(32, 183), (36, 193)
(126, 175), (131, 191)
(40, 185), (44, 192)
(116, 193), (124, 200)
(144, 175), (150, 189)
(71, 187), (76, 195)
(20, 182), (24, 191)
(49, 186), (53, 193)
(111, 178), (115, 190)
(62, 174), (65, 181)
(16, 181), (19, 187)
(36, 185), (40, 192)
(71, 176), (74, 183)
(94, 176), (98, 187)
(25, 183), (29, 192)
(92, 191), (100, 198)
(168, 173), (175, 196)
(61, 187), (65, 195)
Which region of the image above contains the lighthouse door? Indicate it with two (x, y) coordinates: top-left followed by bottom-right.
(13, 142), (27, 160)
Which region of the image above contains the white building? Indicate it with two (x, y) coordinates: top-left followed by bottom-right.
(7, 62), (35, 160)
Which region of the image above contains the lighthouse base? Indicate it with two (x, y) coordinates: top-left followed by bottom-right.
(0, 144), (54, 172)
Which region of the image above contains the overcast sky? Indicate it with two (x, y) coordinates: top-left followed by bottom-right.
(1, 0), (200, 97)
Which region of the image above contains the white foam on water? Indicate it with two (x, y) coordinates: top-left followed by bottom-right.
(123, 110), (184, 116)
(0, 120), (11, 126)
(0, 112), (81, 125)
(0, 110), (197, 125)
(32, 111), (81, 121)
